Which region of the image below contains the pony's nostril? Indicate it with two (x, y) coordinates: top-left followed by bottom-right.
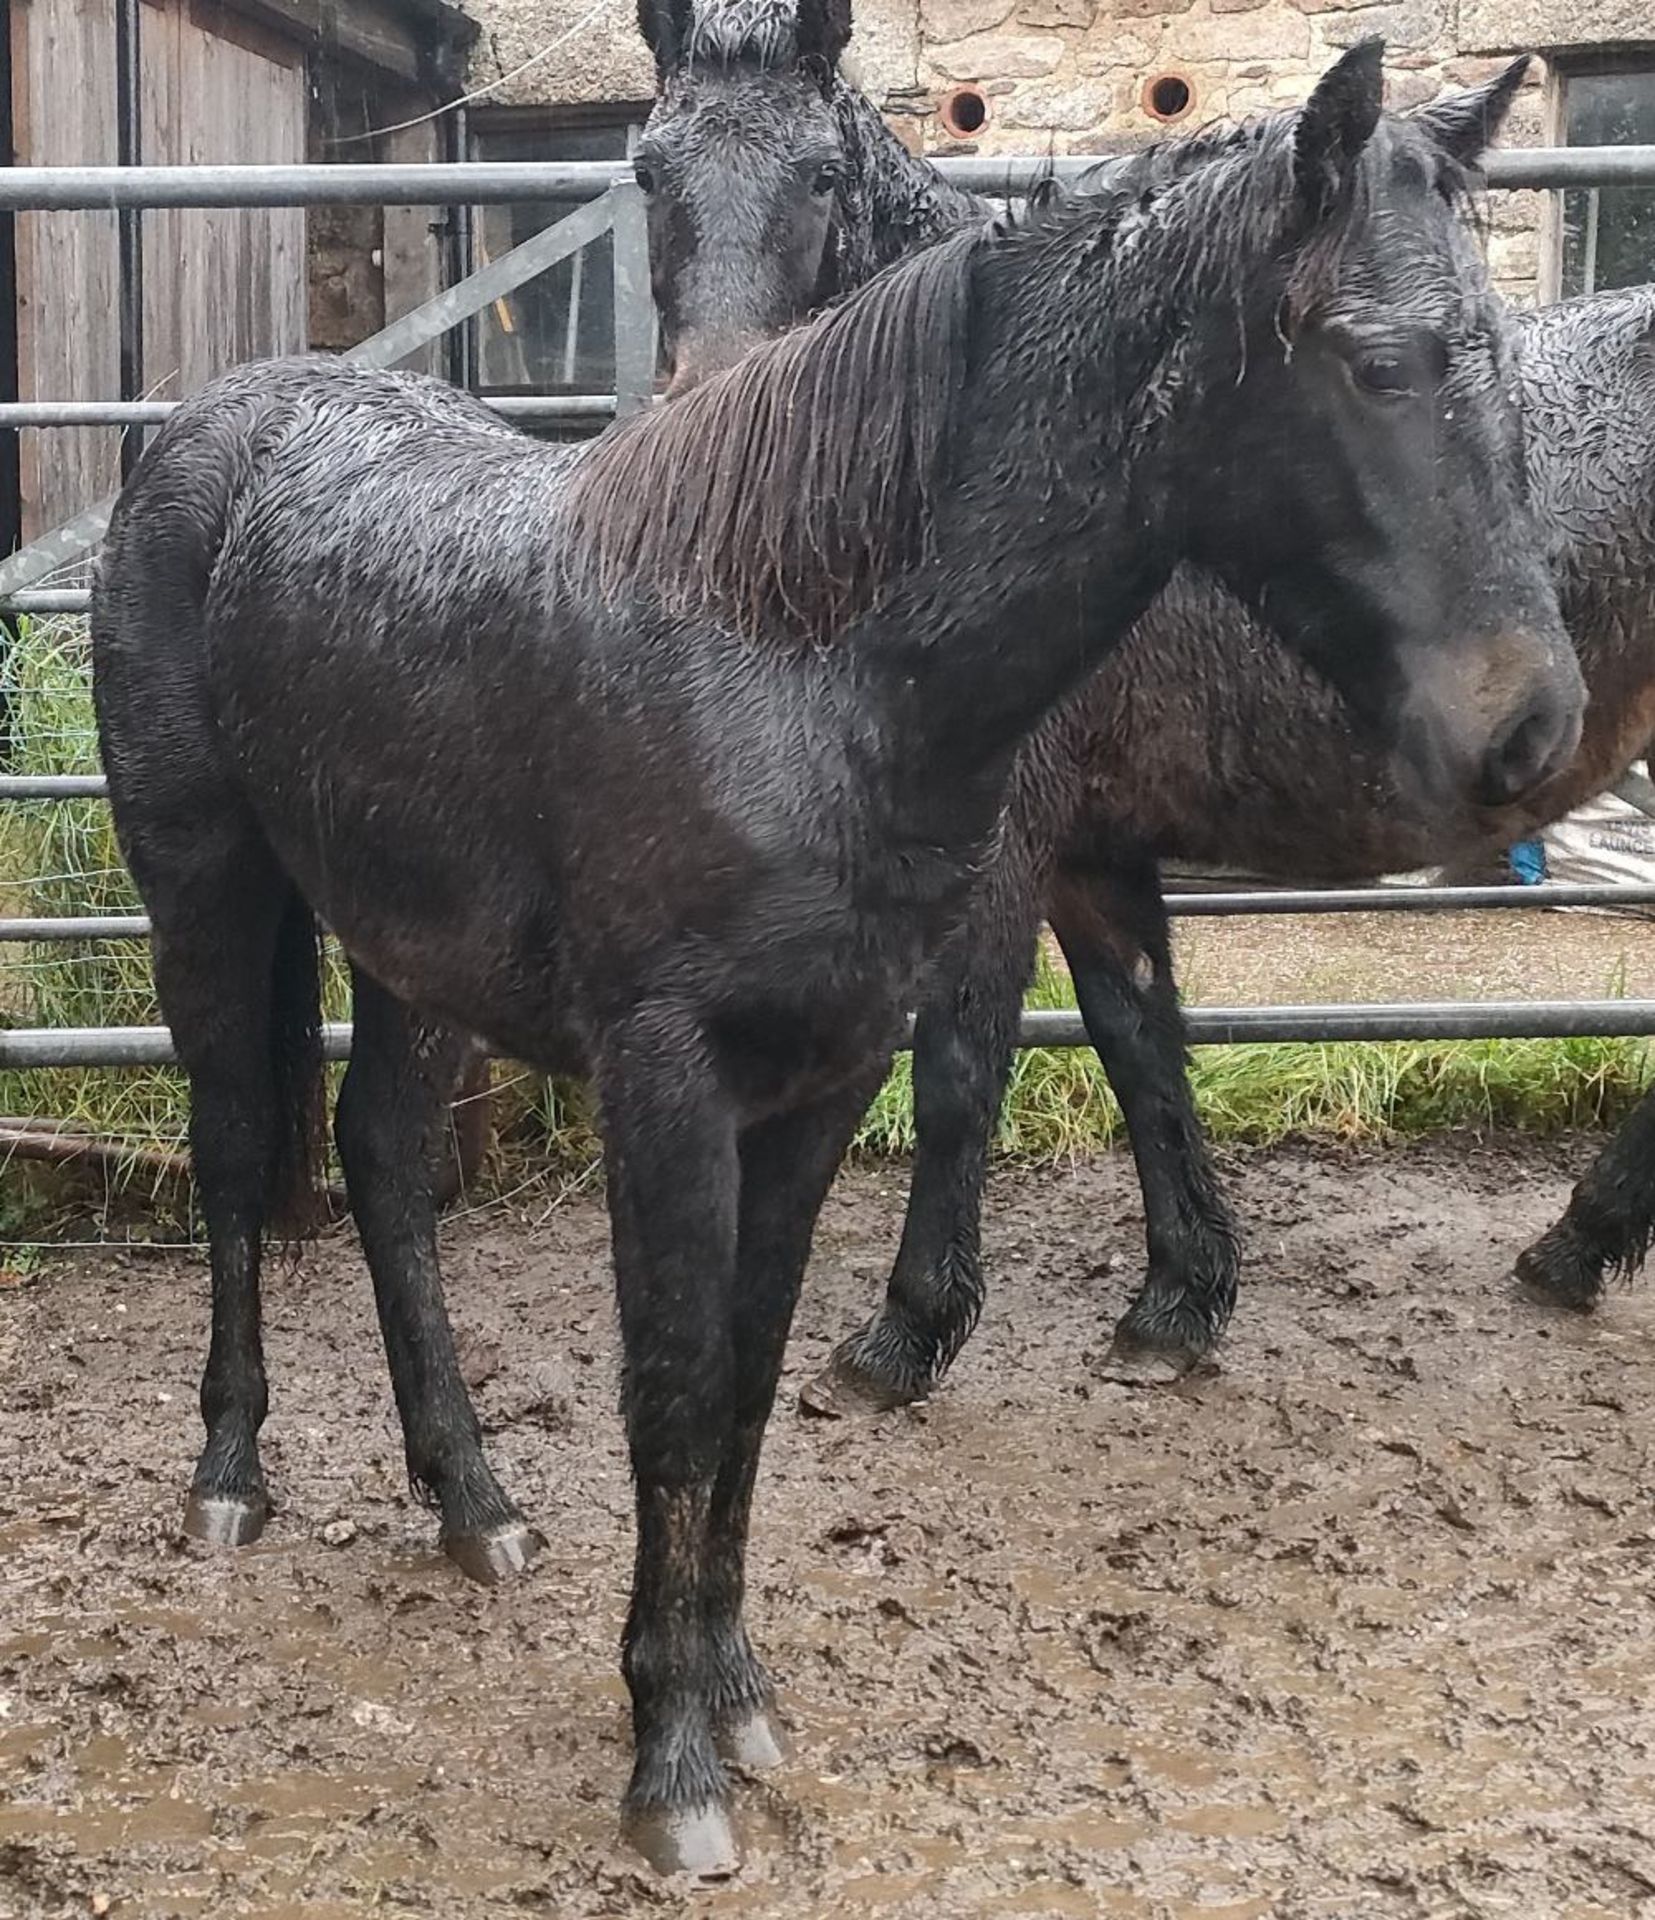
(1477, 688), (1580, 807)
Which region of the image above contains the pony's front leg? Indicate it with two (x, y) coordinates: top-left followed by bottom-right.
(1045, 848), (1240, 1376)
(601, 1018), (743, 1878)
(706, 1068), (888, 1762)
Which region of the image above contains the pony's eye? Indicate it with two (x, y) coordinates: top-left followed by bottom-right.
(1353, 354), (1415, 399)
(811, 166), (840, 196)
(634, 162), (658, 195)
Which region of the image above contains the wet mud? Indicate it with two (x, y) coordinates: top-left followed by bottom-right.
(4, 1135), (1655, 1919)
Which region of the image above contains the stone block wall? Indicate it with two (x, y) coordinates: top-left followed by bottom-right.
(897, 0), (1555, 302)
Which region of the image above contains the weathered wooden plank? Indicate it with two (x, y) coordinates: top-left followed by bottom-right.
(14, 0), (121, 539)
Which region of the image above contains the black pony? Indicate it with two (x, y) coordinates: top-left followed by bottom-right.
(637, 4), (1655, 1405)
(93, 50), (1580, 1873)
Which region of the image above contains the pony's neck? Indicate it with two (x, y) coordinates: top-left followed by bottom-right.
(865, 197), (1260, 775)
(829, 83), (987, 292)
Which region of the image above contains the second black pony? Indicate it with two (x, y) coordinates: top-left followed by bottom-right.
(94, 47), (1579, 1874)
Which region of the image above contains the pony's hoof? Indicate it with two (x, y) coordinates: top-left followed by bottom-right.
(716, 1704), (789, 1772)
(182, 1489), (268, 1549)
(1512, 1237), (1603, 1314)
(623, 1800), (741, 1880)
(799, 1352), (921, 1419)
(443, 1520), (546, 1586)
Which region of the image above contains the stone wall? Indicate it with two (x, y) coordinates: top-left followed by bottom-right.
(458, 0), (1655, 305)
(460, 0), (655, 108)
(906, 0), (1558, 301)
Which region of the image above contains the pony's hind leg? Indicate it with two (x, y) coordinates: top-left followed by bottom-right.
(144, 839), (322, 1550)
(334, 969), (539, 1584)
(1044, 848), (1240, 1376)
(1514, 1083), (1655, 1310)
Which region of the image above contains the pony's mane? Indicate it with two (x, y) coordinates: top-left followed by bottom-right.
(562, 102), (1433, 644)
(563, 227), (980, 644)
(686, 0), (799, 69)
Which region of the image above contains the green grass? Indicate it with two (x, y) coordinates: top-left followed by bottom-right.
(0, 612), (1650, 1236)
(853, 943), (1655, 1159)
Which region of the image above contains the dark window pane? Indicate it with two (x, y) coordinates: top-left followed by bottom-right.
(468, 115), (645, 398)
(1561, 70), (1655, 298)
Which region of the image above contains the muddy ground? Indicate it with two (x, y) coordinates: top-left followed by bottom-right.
(3, 1135), (1655, 1920)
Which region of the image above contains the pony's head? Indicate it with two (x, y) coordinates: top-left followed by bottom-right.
(1100, 41), (1582, 810)
(636, 0), (851, 393)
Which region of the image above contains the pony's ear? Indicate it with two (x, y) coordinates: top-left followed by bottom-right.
(638, 0), (693, 76)
(795, 0), (853, 72)
(1410, 56), (1530, 166)
(1294, 37), (1385, 221)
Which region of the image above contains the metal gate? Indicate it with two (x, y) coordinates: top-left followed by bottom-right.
(2, 146), (1654, 1068)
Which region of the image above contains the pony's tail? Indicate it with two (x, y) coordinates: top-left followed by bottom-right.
(266, 887), (328, 1242)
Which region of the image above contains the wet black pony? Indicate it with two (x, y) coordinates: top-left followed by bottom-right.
(637, 0), (1655, 1406)
(93, 47), (1581, 1874)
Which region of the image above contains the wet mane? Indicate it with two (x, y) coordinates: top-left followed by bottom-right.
(563, 104), (1408, 644)
(564, 227), (980, 643)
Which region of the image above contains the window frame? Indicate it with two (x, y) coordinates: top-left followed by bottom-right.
(1543, 53), (1655, 303)
(463, 100), (653, 408)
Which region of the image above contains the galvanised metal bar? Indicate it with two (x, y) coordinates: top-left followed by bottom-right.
(3, 880), (1655, 924)
(7, 592), (90, 614)
(0, 1024), (355, 1067)
(0, 775), (109, 798)
(609, 180), (657, 417)
(1165, 883), (1655, 915)
(0, 395), (618, 427)
(114, 0), (144, 483)
(3, 1000), (1654, 1067)
(3, 147), (1653, 212)
(0, 162), (632, 210)
(0, 916), (150, 940)
(343, 190), (618, 373)
(935, 147), (1655, 194)
(444, 104), (475, 394)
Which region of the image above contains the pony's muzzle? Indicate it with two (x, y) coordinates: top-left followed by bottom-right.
(1400, 626), (1585, 818)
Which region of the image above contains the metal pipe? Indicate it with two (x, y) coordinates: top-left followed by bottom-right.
(0, 395), (618, 426)
(444, 105), (475, 392)
(5, 591), (90, 613)
(935, 147), (1655, 194)
(0, 0), (21, 767)
(0, 775), (109, 797)
(2, 881), (1655, 927)
(3, 148), (1653, 212)
(1162, 882), (1655, 915)
(0, 162), (633, 211)
(0, 916), (150, 940)
(1, 1000), (1654, 1068)
(114, 0), (144, 482)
